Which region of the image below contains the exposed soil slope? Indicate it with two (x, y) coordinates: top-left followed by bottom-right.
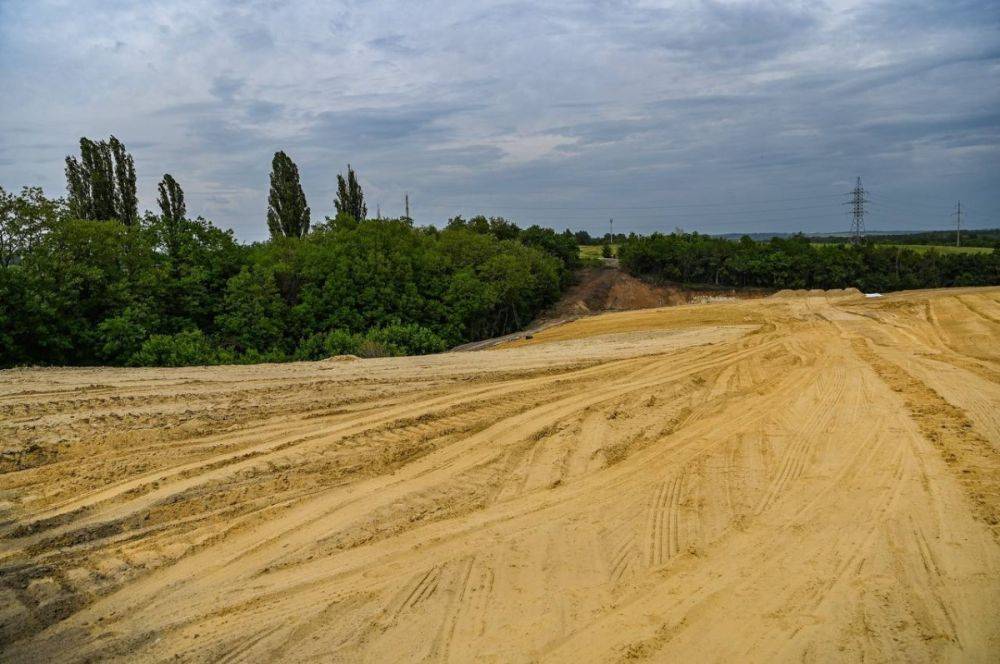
(2, 287), (999, 662)
(549, 266), (765, 318)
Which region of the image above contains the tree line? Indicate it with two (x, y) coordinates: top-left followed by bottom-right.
(4, 135), (996, 368)
(618, 232), (1000, 291)
(810, 228), (1000, 248)
(0, 137), (579, 368)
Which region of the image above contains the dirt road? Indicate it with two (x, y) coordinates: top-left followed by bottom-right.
(2, 287), (999, 662)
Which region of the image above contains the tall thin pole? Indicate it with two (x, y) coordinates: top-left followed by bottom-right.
(953, 201), (962, 247)
(404, 192), (410, 220)
(609, 218), (613, 243)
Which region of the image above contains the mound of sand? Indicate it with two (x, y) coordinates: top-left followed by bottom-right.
(771, 287), (865, 300)
(321, 354), (359, 362)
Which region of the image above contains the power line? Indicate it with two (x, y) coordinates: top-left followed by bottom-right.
(415, 192), (849, 212)
(428, 203), (847, 221)
(397, 180), (997, 235)
(865, 197), (953, 214)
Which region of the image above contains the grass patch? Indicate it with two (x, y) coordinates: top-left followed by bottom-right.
(810, 242), (992, 254)
(579, 244), (618, 258)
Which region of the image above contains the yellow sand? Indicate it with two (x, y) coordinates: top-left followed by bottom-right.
(2, 286), (999, 662)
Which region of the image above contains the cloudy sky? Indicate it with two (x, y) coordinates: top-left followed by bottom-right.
(1, 1), (998, 240)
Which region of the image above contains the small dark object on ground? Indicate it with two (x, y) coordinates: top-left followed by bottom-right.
(525, 334), (534, 339)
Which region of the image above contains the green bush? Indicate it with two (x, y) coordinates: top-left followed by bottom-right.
(130, 329), (220, 367)
(97, 306), (156, 364)
(364, 323), (447, 355)
(355, 339), (393, 358)
(323, 329), (362, 356)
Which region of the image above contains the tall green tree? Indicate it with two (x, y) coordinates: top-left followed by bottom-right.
(66, 138), (112, 220)
(334, 164), (366, 223)
(110, 136), (138, 225)
(64, 136), (138, 224)
(0, 186), (61, 268)
(157, 174), (185, 224)
(157, 174), (186, 259)
(266, 151), (310, 238)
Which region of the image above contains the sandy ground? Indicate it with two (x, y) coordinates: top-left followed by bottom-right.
(2, 287), (999, 662)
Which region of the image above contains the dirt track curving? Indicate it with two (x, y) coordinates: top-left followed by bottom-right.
(2, 287), (999, 662)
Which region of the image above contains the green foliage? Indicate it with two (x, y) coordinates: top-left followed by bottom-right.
(143, 214), (246, 335)
(12, 219), (150, 365)
(365, 323), (448, 355)
(109, 136), (138, 226)
(215, 266), (287, 354)
(17, 148), (997, 373)
(130, 329), (222, 367)
(323, 329), (362, 356)
(157, 174), (185, 223)
(812, 228), (1000, 249)
(6, 135), (589, 368)
(518, 226), (582, 283)
(868, 243), (991, 255)
(0, 185), (61, 267)
(618, 232), (1000, 291)
(0, 267), (31, 367)
(267, 151), (310, 239)
(579, 243), (618, 259)
(97, 305), (157, 364)
(156, 174), (186, 259)
(443, 216), (581, 286)
(297, 324), (446, 359)
(1, 185), (570, 367)
(64, 136), (137, 224)
(334, 164), (367, 222)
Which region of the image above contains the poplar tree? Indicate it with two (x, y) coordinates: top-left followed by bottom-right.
(334, 164), (366, 222)
(157, 174), (186, 259)
(157, 174), (186, 224)
(64, 136), (138, 225)
(109, 136), (137, 226)
(266, 151), (310, 238)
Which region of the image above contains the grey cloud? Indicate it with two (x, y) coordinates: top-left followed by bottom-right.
(0, 0), (998, 240)
(210, 75), (246, 101)
(302, 103), (476, 148)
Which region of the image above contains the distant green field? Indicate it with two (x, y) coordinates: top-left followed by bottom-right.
(584, 242), (991, 257)
(878, 244), (992, 254)
(579, 244), (618, 258)
(811, 243), (992, 255)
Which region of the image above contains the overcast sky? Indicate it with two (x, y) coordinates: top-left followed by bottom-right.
(1, 1), (998, 240)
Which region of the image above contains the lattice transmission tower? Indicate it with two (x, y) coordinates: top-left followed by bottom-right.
(847, 177), (868, 244)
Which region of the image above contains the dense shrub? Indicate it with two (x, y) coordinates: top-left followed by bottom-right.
(364, 323), (448, 355)
(130, 329), (224, 367)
